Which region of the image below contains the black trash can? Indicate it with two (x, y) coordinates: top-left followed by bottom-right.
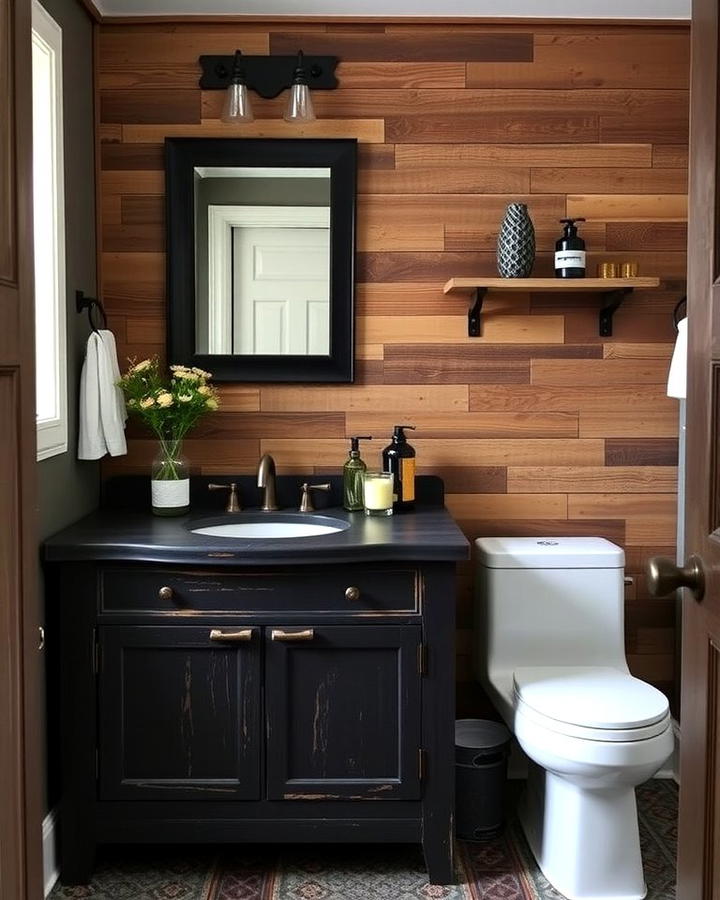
(455, 718), (512, 841)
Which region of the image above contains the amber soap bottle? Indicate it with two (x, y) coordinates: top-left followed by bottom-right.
(382, 425), (416, 512)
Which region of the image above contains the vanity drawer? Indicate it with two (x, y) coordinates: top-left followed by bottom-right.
(98, 566), (421, 616)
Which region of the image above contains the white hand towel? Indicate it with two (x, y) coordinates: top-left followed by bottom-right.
(78, 329), (128, 460)
(667, 317), (687, 399)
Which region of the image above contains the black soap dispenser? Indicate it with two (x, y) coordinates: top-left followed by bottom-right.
(555, 218), (587, 279)
(382, 425), (416, 512)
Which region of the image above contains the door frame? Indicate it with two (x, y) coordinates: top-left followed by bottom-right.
(677, 0), (720, 893)
(0, 0), (44, 897)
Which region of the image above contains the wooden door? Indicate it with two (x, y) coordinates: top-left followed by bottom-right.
(233, 226), (330, 355)
(265, 624), (422, 801)
(98, 626), (262, 801)
(0, 0), (44, 897)
(677, 0), (720, 893)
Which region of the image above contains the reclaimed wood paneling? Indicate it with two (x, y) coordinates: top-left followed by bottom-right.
(386, 113), (599, 144)
(345, 411), (579, 439)
(97, 19), (688, 700)
(469, 383), (677, 412)
(466, 33), (689, 90)
(507, 466), (677, 493)
(605, 438), (679, 467)
(395, 142), (654, 168)
(122, 120), (387, 142)
(269, 31), (534, 62)
(336, 61), (466, 88)
(605, 222), (688, 250)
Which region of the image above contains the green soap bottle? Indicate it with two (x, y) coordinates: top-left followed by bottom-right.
(343, 435), (372, 511)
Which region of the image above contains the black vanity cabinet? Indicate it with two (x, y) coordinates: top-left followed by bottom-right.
(55, 559), (458, 886)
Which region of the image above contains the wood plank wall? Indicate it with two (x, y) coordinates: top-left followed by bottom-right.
(96, 19), (689, 708)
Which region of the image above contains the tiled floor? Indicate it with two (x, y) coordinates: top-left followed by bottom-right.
(51, 779), (677, 899)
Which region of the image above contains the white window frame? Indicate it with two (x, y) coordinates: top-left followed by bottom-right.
(32, 1), (67, 461)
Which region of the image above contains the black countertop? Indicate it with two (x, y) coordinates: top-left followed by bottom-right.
(43, 476), (469, 567)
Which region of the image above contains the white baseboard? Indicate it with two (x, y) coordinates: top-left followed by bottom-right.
(43, 809), (59, 897)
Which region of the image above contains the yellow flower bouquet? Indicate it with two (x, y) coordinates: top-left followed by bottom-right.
(118, 358), (220, 515)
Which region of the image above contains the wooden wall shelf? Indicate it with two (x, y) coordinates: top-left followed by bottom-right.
(443, 277), (661, 337)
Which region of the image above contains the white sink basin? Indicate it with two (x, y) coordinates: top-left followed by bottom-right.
(190, 514), (350, 540)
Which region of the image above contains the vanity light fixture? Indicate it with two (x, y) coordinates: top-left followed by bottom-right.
(221, 50), (254, 124)
(283, 51), (316, 123)
(199, 49), (338, 121)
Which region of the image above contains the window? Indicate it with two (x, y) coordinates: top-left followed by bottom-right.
(32, 1), (67, 460)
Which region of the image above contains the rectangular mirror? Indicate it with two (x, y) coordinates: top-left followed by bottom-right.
(166, 139), (356, 382)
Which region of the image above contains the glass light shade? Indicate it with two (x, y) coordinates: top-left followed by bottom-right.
(221, 82), (254, 123)
(283, 83), (315, 123)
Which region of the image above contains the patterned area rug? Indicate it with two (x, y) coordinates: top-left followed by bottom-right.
(51, 779), (677, 900)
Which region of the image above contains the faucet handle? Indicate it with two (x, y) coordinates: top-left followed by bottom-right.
(208, 482), (241, 513)
(299, 482), (331, 513)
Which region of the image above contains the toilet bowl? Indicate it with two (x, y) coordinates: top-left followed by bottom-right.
(474, 538), (673, 900)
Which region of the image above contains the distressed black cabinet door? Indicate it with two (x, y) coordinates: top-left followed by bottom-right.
(265, 625), (422, 800)
(98, 626), (261, 801)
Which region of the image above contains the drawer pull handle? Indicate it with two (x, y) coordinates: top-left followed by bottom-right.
(158, 586), (174, 602)
(209, 628), (253, 642)
(345, 586), (361, 602)
(271, 628), (314, 642)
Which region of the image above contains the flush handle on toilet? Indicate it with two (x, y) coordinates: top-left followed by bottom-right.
(647, 554), (705, 601)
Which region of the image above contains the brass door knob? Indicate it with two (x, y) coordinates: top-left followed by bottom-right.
(647, 555), (705, 601)
(345, 586), (361, 602)
(158, 586), (174, 602)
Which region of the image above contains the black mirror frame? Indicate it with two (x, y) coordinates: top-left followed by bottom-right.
(165, 137), (356, 383)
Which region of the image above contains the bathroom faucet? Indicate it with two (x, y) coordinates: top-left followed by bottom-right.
(257, 453), (279, 511)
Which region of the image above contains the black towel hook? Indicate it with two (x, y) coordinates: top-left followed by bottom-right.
(76, 290), (107, 334)
(672, 295), (687, 332)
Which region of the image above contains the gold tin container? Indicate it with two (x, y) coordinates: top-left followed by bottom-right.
(597, 262), (618, 278)
(621, 261), (639, 278)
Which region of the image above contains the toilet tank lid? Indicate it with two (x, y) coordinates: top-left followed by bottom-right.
(475, 537), (624, 569)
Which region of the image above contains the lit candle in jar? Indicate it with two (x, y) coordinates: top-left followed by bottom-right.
(363, 472), (394, 517)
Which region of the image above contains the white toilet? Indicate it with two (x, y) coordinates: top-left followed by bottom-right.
(475, 537), (673, 900)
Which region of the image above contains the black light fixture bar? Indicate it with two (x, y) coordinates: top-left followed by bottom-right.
(199, 54), (339, 99)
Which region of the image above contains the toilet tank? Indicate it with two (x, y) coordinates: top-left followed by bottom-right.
(475, 537), (628, 686)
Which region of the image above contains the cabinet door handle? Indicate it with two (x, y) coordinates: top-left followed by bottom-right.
(158, 586), (174, 602)
(271, 628), (314, 642)
(209, 628), (253, 642)
(345, 586), (360, 602)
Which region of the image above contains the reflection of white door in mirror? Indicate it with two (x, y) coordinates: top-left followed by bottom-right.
(204, 204), (330, 356)
(234, 226), (330, 356)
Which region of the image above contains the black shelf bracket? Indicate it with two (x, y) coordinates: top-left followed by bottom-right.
(468, 288), (487, 337)
(599, 287), (633, 337)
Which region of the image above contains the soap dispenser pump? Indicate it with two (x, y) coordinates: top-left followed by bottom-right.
(555, 217), (587, 278)
(343, 435), (372, 511)
(382, 425), (416, 512)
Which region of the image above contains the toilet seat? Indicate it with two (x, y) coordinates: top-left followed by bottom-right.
(513, 666), (671, 742)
